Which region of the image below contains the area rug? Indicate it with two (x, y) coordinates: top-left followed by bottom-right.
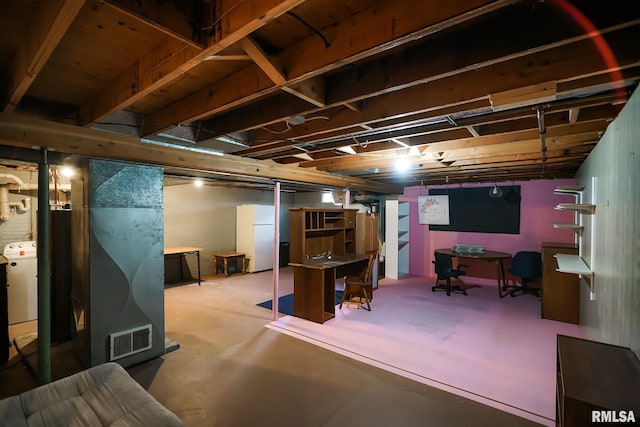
(257, 291), (344, 316)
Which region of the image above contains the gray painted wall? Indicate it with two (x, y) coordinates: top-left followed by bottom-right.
(163, 186), (366, 278)
(164, 183), (296, 277)
(576, 88), (640, 356)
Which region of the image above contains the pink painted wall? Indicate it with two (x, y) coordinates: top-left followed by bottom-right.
(399, 179), (578, 285)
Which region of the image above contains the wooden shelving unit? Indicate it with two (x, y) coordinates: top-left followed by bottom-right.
(289, 208), (357, 264)
(288, 208), (372, 324)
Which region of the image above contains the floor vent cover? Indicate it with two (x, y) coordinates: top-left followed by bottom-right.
(109, 324), (152, 361)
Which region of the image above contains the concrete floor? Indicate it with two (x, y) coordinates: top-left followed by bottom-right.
(1, 268), (542, 426)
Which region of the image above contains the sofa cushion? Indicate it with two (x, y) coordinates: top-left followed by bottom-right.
(0, 362), (183, 426)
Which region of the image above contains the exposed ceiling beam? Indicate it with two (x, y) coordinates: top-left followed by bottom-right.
(141, 0), (512, 135)
(201, 18), (639, 141)
(282, 76), (326, 108)
(102, 0), (207, 48)
(0, 112), (401, 194)
(3, 0), (85, 113)
(239, 36), (287, 84)
(76, 0), (307, 126)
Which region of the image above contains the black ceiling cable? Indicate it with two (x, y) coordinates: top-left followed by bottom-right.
(286, 11), (330, 48)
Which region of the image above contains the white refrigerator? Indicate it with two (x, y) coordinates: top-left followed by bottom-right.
(236, 205), (275, 273)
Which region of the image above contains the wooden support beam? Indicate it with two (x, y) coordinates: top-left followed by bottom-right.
(3, 0), (84, 113)
(201, 20), (638, 142)
(569, 108), (580, 123)
(77, 0), (307, 125)
(142, 0), (509, 135)
(282, 76), (326, 108)
(239, 36), (287, 84)
(103, 0), (207, 48)
(0, 113), (401, 195)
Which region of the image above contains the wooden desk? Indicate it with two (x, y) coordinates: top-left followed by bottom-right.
(290, 254), (368, 324)
(435, 249), (512, 298)
(164, 246), (203, 285)
(213, 252), (246, 277)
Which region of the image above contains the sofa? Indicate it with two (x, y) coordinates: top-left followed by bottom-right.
(0, 362), (183, 426)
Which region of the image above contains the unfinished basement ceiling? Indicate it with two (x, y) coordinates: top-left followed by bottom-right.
(0, 0), (638, 194)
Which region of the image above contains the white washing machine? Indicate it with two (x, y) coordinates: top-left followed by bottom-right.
(4, 241), (38, 324)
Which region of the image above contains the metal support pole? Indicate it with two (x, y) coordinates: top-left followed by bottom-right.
(37, 147), (51, 384)
(272, 181), (281, 320)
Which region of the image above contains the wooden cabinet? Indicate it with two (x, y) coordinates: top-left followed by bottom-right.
(289, 208), (357, 264)
(556, 335), (640, 426)
(541, 242), (579, 324)
(356, 212), (379, 254)
(385, 200), (410, 279)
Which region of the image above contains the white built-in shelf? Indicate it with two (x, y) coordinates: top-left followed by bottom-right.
(553, 223), (584, 230)
(555, 203), (595, 212)
(555, 254), (594, 299)
(554, 184), (585, 195)
(555, 253), (591, 275)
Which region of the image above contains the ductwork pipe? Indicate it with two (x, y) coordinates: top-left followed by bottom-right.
(0, 173), (26, 188)
(0, 185), (31, 221)
(0, 186), (9, 221)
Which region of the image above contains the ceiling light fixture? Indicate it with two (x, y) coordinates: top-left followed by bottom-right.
(60, 166), (74, 178)
(395, 155), (410, 172)
(489, 184), (503, 198)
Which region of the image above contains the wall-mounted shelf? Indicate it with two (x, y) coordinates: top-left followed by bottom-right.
(552, 179), (597, 300)
(553, 184), (585, 195)
(553, 223), (584, 230)
(554, 253), (591, 275)
(555, 203), (595, 213)
(555, 253), (595, 299)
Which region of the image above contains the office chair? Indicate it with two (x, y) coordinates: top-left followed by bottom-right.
(432, 252), (468, 296)
(340, 251), (376, 311)
(506, 251), (542, 298)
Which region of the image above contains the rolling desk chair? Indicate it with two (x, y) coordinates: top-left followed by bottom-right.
(432, 252), (468, 296)
(506, 251), (542, 298)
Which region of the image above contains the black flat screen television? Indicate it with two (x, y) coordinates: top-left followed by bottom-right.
(428, 186), (521, 234)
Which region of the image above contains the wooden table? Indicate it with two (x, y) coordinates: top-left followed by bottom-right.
(213, 252), (246, 277)
(435, 249), (512, 298)
(164, 246), (203, 285)
(289, 254), (369, 323)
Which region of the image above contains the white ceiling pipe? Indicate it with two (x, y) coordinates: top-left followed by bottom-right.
(0, 173), (26, 188)
(0, 186), (11, 221)
(0, 185), (31, 221)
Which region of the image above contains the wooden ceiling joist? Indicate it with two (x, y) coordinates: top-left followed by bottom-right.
(3, 0), (85, 113)
(0, 112), (400, 194)
(77, 0), (307, 126)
